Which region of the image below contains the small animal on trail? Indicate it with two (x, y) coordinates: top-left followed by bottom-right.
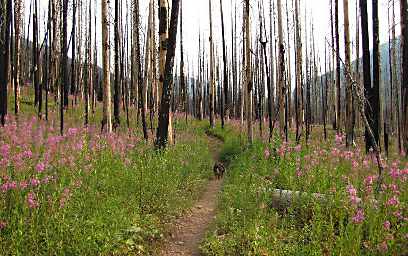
(213, 162), (226, 179)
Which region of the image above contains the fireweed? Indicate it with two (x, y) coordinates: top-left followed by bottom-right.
(0, 116), (213, 255)
(201, 126), (407, 255)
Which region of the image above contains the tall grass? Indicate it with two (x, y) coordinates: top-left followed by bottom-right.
(201, 126), (407, 255)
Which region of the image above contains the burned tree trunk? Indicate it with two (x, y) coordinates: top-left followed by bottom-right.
(401, 0), (408, 156)
(220, 0), (228, 128)
(114, 0), (121, 129)
(360, 0), (373, 152)
(156, 0), (181, 149)
(101, 0), (112, 133)
(343, 0), (354, 147)
(0, 0), (12, 126)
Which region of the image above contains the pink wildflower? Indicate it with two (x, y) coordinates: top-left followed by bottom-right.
(264, 148), (270, 159)
(363, 159), (370, 168)
(383, 220), (391, 230)
(0, 144), (10, 158)
(386, 196), (399, 207)
(36, 162), (46, 173)
(352, 208), (365, 224)
(27, 192), (39, 209)
(377, 241), (388, 253)
(0, 221), (6, 230)
(19, 181), (28, 190)
(30, 178), (40, 187)
(347, 184), (357, 197)
(294, 144), (302, 153)
(364, 175), (376, 186)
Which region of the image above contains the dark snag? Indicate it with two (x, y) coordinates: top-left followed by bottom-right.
(0, 0), (12, 126)
(155, 0), (181, 149)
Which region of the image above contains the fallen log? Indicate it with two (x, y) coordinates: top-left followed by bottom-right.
(269, 189), (376, 209)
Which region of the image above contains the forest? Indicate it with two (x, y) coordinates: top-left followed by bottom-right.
(0, 0), (407, 255)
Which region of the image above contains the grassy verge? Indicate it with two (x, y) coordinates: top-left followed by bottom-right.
(201, 127), (407, 255)
(0, 116), (213, 255)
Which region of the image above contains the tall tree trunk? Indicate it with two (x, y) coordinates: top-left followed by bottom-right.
(372, 0), (381, 149)
(179, 0), (186, 121)
(71, 0), (76, 107)
(60, 0), (68, 135)
(101, 0), (112, 133)
(0, 0), (12, 126)
(401, 0), (408, 155)
(114, 0), (121, 129)
(360, 0), (373, 152)
(220, 0), (228, 128)
(269, 0), (276, 128)
(277, 0), (286, 138)
(295, 0), (303, 143)
(335, 0), (341, 132)
(209, 0), (215, 128)
(14, 0), (23, 115)
(260, 3), (273, 142)
(158, 0), (173, 144)
(156, 0), (181, 149)
(245, 0), (253, 143)
(343, 0), (354, 147)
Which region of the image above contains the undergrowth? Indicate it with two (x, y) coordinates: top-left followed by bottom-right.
(201, 126), (407, 255)
(0, 115), (213, 255)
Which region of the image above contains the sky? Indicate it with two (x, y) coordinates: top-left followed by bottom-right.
(24, 0), (401, 76)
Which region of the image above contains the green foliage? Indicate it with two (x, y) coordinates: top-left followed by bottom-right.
(201, 129), (408, 255)
(0, 121), (213, 255)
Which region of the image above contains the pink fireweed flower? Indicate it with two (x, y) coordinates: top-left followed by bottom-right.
(1, 181), (17, 193)
(0, 221), (6, 230)
(22, 150), (33, 159)
(352, 160), (359, 169)
(363, 159), (370, 168)
(378, 241), (388, 253)
(383, 220), (391, 230)
(264, 148), (270, 159)
(335, 133), (343, 145)
(347, 184), (357, 197)
(296, 168), (303, 177)
(352, 209), (365, 224)
(0, 144), (10, 158)
(27, 192), (39, 209)
(386, 196), (399, 207)
(67, 128), (79, 137)
(19, 181), (28, 190)
(59, 188), (71, 208)
(30, 178), (40, 187)
(35, 162), (46, 173)
(365, 175), (376, 186)
(389, 184), (400, 195)
(389, 166), (400, 179)
(294, 144), (302, 153)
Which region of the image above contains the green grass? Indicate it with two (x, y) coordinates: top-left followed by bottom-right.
(201, 126), (407, 255)
(1, 87), (216, 255)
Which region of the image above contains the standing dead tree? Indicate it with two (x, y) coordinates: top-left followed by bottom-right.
(156, 0), (181, 149)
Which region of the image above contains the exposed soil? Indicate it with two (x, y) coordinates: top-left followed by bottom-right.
(159, 135), (223, 256)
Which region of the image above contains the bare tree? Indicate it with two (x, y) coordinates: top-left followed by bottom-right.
(0, 0), (12, 126)
(156, 0), (181, 149)
(101, 0), (112, 133)
(401, 0), (408, 155)
(244, 0), (253, 143)
(209, 0), (215, 128)
(343, 0), (354, 147)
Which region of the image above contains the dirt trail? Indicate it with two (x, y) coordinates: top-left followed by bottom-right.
(159, 135), (223, 256)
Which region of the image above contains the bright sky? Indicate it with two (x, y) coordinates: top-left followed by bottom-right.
(25, 0), (401, 76)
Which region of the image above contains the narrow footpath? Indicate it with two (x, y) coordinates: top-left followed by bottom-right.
(159, 135), (224, 256)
